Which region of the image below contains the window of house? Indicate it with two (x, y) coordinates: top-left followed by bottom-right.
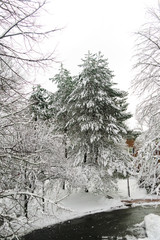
(129, 147), (134, 155)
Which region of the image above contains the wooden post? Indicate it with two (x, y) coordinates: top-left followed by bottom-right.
(127, 176), (131, 198)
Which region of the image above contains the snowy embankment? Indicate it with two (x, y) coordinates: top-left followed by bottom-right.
(138, 214), (160, 240)
(118, 179), (160, 240)
(28, 178), (147, 230)
(22, 177), (160, 238)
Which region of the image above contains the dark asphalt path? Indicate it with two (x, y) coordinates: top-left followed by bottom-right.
(22, 205), (160, 240)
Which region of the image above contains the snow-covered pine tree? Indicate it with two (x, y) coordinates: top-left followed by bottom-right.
(30, 84), (55, 121)
(50, 64), (75, 160)
(66, 52), (132, 166)
(50, 64), (75, 133)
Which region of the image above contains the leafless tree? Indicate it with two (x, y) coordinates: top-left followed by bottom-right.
(0, 0), (57, 70)
(0, 0), (58, 112)
(0, 1), (60, 238)
(132, 5), (160, 194)
(132, 6), (160, 127)
(0, 114), (69, 238)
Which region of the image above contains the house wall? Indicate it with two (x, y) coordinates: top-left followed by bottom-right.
(126, 139), (137, 157)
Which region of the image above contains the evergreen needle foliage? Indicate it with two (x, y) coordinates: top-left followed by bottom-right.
(53, 52), (132, 167)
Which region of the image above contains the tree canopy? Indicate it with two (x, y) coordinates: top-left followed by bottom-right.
(53, 52), (132, 167)
(132, 5), (160, 194)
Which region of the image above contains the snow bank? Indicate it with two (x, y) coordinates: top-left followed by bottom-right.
(20, 177), (156, 237)
(29, 192), (124, 233)
(28, 178), (147, 233)
(61, 192), (123, 213)
(141, 214), (160, 240)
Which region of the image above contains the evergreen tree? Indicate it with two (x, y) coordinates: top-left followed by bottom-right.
(50, 64), (75, 133)
(30, 84), (55, 121)
(50, 65), (74, 161)
(65, 52), (132, 166)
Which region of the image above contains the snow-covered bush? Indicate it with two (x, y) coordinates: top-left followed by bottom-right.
(66, 165), (117, 196)
(134, 132), (160, 194)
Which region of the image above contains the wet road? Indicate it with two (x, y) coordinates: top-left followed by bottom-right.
(22, 205), (160, 240)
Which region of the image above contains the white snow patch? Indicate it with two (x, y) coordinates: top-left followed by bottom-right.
(142, 214), (160, 240)
(60, 192), (122, 213)
(118, 177), (147, 199)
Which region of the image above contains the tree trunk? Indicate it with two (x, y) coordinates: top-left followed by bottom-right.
(42, 181), (45, 212)
(24, 166), (29, 218)
(95, 146), (98, 163)
(24, 194), (28, 218)
(62, 180), (65, 190)
(64, 128), (68, 159)
(84, 153), (87, 163)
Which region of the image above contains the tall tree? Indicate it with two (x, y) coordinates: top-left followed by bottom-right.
(132, 7), (160, 128)
(0, 0), (58, 136)
(0, 1), (58, 238)
(132, 6), (160, 194)
(51, 64), (74, 159)
(66, 52), (131, 166)
(51, 64), (74, 132)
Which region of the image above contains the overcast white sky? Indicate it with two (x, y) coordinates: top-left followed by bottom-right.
(38, 0), (159, 129)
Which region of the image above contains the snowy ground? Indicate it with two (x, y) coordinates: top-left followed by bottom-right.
(135, 213), (160, 240)
(22, 177), (160, 239)
(30, 177), (145, 229)
(117, 177), (147, 199)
